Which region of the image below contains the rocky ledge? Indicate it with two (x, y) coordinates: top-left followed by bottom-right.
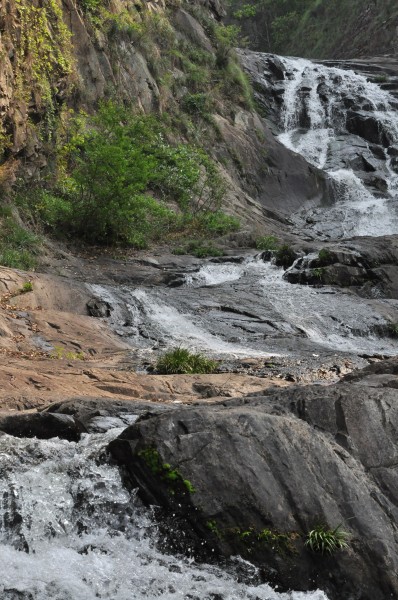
(109, 358), (398, 600)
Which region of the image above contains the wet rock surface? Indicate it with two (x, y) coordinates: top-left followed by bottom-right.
(284, 235), (398, 299)
(0, 412), (86, 442)
(238, 50), (398, 240)
(41, 397), (172, 433)
(109, 358), (398, 600)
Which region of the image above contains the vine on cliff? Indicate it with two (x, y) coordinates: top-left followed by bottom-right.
(12, 0), (73, 110)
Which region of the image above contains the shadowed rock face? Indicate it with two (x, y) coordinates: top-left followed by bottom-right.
(0, 413), (86, 442)
(109, 360), (398, 600)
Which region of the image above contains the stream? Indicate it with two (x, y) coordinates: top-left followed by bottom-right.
(3, 55), (398, 598)
(89, 257), (398, 360)
(0, 428), (328, 600)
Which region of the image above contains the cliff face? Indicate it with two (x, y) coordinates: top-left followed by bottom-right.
(0, 0), (326, 233)
(0, 0), (73, 176)
(0, 0), (173, 177)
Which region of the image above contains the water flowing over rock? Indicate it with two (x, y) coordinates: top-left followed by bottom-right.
(87, 257), (398, 358)
(239, 50), (398, 239)
(0, 423), (329, 600)
(109, 360), (398, 600)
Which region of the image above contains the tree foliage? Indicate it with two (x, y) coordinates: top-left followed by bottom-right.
(31, 103), (236, 247)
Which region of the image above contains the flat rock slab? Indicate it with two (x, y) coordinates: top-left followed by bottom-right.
(109, 375), (398, 600)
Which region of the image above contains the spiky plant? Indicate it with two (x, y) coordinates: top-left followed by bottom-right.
(305, 524), (349, 555)
(156, 347), (217, 375)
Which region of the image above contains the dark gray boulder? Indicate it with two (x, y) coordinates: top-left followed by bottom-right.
(346, 110), (390, 146)
(87, 298), (113, 318)
(0, 412), (86, 441)
(283, 249), (380, 288)
(42, 397), (172, 432)
(109, 379), (398, 600)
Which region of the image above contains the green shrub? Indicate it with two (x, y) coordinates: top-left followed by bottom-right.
(79, 0), (101, 11)
(29, 103), (235, 247)
(213, 24), (241, 68)
(21, 281), (33, 293)
(182, 93), (213, 118)
(305, 524), (349, 554)
(256, 235), (279, 251)
(0, 208), (40, 270)
(195, 212), (240, 235)
(312, 267), (324, 280)
(373, 73), (388, 83)
(171, 239), (223, 258)
(389, 323), (398, 337)
(51, 346), (85, 360)
(318, 248), (334, 266)
(156, 347), (218, 374)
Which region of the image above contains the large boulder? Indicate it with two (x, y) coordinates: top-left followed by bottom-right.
(346, 110), (391, 147)
(0, 412), (86, 441)
(109, 377), (398, 600)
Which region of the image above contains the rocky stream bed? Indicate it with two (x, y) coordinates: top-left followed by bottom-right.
(1, 53), (398, 599)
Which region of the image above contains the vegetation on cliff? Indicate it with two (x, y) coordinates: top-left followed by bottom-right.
(20, 102), (238, 248)
(229, 0), (398, 58)
(0, 0), (255, 261)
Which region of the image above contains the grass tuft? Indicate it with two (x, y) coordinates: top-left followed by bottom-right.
(305, 524), (349, 554)
(156, 347), (218, 375)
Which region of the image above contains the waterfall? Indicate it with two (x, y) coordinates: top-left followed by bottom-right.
(88, 259), (398, 358)
(0, 430), (329, 599)
(275, 56), (398, 237)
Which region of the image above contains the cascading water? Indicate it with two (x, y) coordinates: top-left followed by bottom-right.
(275, 56), (398, 238)
(88, 258), (398, 358)
(0, 429), (329, 600)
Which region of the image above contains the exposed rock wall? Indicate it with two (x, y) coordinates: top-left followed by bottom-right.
(0, 0), (330, 231)
(109, 361), (398, 600)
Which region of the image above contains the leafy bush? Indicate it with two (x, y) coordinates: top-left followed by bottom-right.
(30, 103), (236, 247)
(0, 207), (40, 270)
(21, 281), (33, 293)
(256, 235), (279, 251)
(305, 524), (349, 554)
(172, 240), (223, 258)
(156, 347), (218, 374)
(79, 0), (101, 12)
(318, 248), (334, 266)
(195, 212), (240, 235)
(213, 24), (241, 68)
(182, 93), (214, 118)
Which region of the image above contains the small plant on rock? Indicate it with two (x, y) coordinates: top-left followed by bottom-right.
(318, 248), (334, 266)
(51, 346), (85, 360)
(156, 347), (217, 374)
(275, 244), (296, 269)
(313, 267), (324, 280)
(305, 524), (349, 555)
(256, 235), (279, 251)
(21, 281), (33, 293)
(389, 323), (398, 337)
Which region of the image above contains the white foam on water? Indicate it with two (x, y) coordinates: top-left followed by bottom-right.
(185, 263), (246, 287)
(0, 432), (329, 600)
(130, 288), (278, 357)
(275, 56), (398, 237)
(328, 169), (396, 237)
(258, 262), (395, 354)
